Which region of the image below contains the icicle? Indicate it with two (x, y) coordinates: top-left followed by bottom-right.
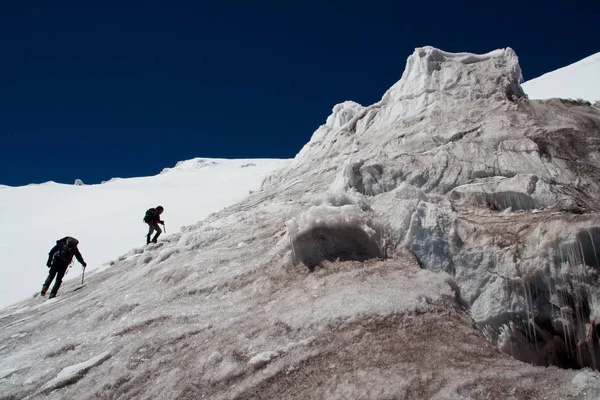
(526, 282), (538, 349)
(594, 324), (600, 370)
(587, 229), (600, 268)
(556, 245), (564, 272)
(508, 324), (514, 358)
(587, 322), (597, 370)
(522, 280), (530, 343)
(522, 280), (536, 347)
(572, 238), (589, 369)
(560, 306), (572, 359)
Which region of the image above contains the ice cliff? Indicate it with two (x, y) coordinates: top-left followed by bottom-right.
(2, 47), (600, 399)
(276, 46), (600, 370)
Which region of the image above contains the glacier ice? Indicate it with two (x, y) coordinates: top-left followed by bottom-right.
(2, 46), (600, 398)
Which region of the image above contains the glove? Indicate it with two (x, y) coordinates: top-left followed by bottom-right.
(160, 221), (165, 225)
(82, 262), (87, 268)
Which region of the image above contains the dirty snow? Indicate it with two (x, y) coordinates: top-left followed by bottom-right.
(2, 47), (600, 399)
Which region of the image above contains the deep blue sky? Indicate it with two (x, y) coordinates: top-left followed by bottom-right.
(1, 1), (598, 186)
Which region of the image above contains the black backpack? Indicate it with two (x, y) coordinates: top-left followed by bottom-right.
(52, 237), (78, 263)
(143, 208), (155, 223)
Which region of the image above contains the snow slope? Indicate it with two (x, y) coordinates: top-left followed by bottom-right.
(522, 52), (600, 102)
(0, 158), (290, 308)
(2, 47), (600, 399)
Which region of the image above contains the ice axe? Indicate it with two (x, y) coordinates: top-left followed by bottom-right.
(72, 265), (86, 292)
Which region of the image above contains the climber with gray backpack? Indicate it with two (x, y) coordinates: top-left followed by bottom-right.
(143, 206), (165, 244)
(41, 236), (87, 299)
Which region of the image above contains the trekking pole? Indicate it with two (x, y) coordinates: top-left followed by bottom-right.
(163, 222), (167, 234)
(81, 266), (85, 285)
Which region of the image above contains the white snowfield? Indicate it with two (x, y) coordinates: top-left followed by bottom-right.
(2, 47), (600, 399)
(0, 158), (290, 309)
(522, 52), (600, 102)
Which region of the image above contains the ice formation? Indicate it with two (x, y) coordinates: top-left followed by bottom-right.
(2, 47), (600, 398)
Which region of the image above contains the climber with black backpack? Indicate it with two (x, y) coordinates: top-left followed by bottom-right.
(143, 206), (165, 244)
(41, 236), (87, 299)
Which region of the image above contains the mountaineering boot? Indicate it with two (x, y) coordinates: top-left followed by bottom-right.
(151, 237), (158, 243)
(48, 293), (56, 299)
(146, 235), (151, 245)
(41, 286), (48, 297)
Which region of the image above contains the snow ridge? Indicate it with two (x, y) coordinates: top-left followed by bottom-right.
(522, 52), (600, 102)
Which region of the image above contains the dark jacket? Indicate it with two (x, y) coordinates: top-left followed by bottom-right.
(148, 209), (164, 225)
(47, 237), (85, 268)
